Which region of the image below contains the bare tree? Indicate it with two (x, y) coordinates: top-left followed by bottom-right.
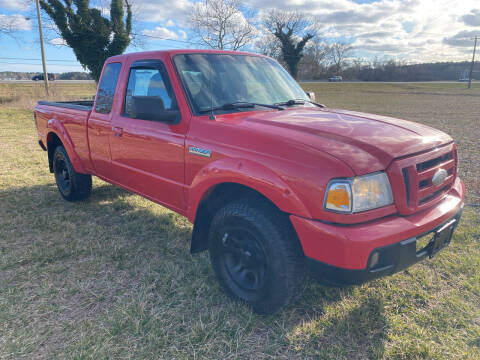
(329, 42), (352, 75)
(0, 14), (30, 39)
(255, 32), (281, 59)
(298, 39), (330, 79)
(264, 10), (316, 79)
(189, 0), (256, 50)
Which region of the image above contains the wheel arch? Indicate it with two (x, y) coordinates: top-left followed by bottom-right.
(46, 128), (86, 174)
(188, 158), (311, 254)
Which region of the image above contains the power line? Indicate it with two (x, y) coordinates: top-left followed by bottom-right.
(132, 32), (202, 46)
(0, 61), (82, 67)
(0, 57), (78, 62)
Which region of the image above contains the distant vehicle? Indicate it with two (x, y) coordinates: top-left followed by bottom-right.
(32, 73), (56, 81)
(458, 70), (469, 82)
(328, 75), (342, 82)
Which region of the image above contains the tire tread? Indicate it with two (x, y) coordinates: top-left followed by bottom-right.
(209, 198), (305, 314)
(53, 146), (92, 201)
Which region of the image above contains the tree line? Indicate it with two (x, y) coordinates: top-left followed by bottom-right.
(0, 71), (93, 80)
(296, 54), (474, 82)
(337, 60), (474, 82)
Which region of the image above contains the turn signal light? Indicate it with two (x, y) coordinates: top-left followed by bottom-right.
(325, 183), (352, 212)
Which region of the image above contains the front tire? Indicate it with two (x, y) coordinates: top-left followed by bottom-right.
(208, 199), (305, 314)
(53, 146), (92, 201)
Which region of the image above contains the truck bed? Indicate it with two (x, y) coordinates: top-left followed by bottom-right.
(37, 100), (93, 111)
(35, 100), (94, 171)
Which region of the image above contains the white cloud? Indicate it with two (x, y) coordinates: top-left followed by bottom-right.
(142, 27), (180, 39)
(0, 0), (29, 11)
(93, 5), (110, 17)
(133, 0), (193, 25)
(254, 0), (479, 62)
(0, 14), (31, 31)
(342, 0), (479, 62)
(130, 0), (479, 62)
(49, 37), (67, 46)
(178, 30), (187, 39)
(461, 9), (480, 27)
(443, 30), (479, 47)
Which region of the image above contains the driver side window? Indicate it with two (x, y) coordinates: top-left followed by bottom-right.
(124, 61), (178, 122)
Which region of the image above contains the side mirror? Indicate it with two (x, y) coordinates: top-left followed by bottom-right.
(129, 96), (180, 123)
(306, 92), (316, 102)
(153, 110), (181, 123)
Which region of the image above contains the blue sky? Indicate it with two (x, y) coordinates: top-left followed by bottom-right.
(0, 0), (479, 73)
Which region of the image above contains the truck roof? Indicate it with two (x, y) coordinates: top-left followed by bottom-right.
(107, 49), (266, 62)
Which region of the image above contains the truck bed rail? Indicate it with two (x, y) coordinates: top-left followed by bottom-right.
(37, 100), (93, 111)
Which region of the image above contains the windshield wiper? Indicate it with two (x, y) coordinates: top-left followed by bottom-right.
(199, 102), (284, 113)
(275, 99), (325, 108)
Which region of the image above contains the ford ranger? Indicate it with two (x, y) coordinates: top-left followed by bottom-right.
(34, 50), (465, 314)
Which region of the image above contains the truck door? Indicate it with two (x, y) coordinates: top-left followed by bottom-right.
(88, 62), (122, 176)
(109, 59), (187, 213)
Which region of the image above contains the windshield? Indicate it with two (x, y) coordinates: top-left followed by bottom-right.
(173, 53), (310, 113)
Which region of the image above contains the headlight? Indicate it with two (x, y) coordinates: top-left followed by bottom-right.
(325, 172), (393, 213)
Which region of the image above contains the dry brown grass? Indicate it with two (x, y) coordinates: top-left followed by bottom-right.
(0, 82), (96, 110)
(0, 82), (479, 359)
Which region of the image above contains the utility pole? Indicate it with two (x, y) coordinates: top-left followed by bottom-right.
(468, 35), (477, 89)
(35, 0), (49, 96)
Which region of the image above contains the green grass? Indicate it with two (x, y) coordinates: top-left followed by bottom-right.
(0, 82), (479, 359)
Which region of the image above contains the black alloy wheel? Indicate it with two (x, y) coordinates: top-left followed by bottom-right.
(218, 227), (268, 294)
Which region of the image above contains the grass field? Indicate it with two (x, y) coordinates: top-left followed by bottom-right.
(0, 81), (479, 359)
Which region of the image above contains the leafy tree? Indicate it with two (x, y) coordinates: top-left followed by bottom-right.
(40, 0), (132, 81)
(264, 10), (316, 79)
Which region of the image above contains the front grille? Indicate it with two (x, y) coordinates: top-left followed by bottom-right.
(388, 143), (457, 215)
(418, 185), (449, 205)
(402, 168), (410, 206)
(416, 152), (452, 172)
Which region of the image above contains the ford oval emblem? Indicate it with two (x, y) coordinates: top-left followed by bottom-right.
(431, 168), (448, 186)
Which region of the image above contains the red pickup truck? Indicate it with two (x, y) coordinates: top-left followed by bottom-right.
(35, 50), (464, 314)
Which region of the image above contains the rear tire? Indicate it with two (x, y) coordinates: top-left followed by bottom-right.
(208, 199), (305, 314)
(53, 146), (92, 201)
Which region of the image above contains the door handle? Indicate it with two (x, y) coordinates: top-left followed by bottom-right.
(112, 126), (123, 137)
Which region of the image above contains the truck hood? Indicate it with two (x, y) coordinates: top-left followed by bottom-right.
(242, 107), (453, 175)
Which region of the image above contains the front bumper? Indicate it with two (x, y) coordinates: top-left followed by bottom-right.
(291, 177), (465, 285)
